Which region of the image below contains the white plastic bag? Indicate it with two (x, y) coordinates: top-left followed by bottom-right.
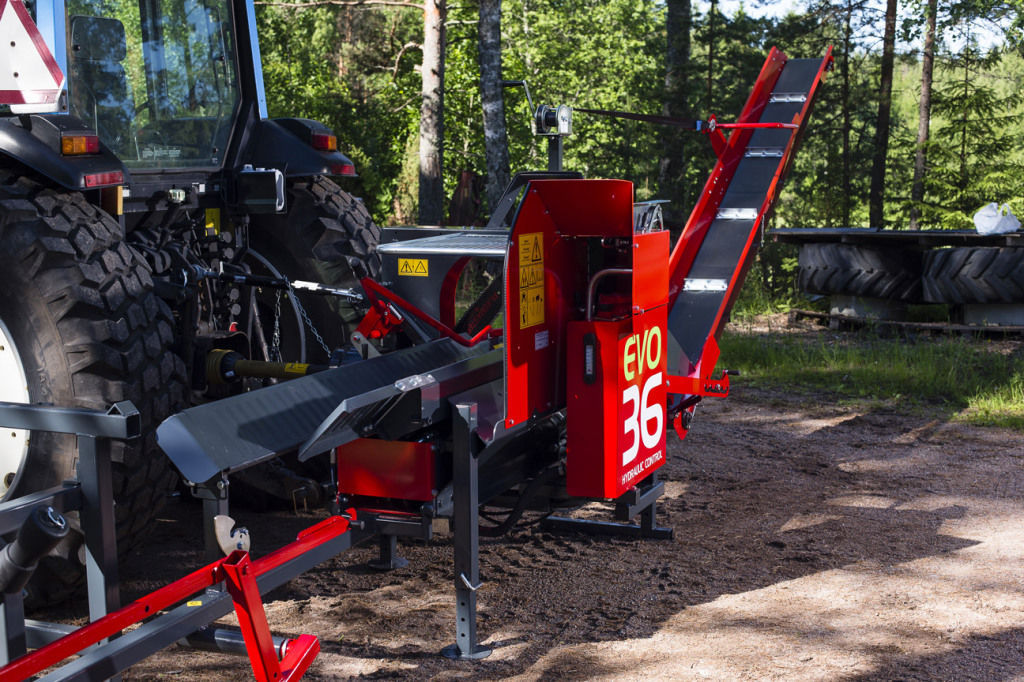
(973, 202), (1021, 235)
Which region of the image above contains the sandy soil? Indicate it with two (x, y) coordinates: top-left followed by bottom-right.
(81, 322), (1024, 680)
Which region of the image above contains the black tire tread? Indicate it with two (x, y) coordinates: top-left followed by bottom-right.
(0, 170), (188, 605)
(921, 247), (1024, 304)
(797, 243), (922, 302)
(249, 176), (382, 358)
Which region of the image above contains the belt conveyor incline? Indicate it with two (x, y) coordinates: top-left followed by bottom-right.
(666, 50), (832, 378)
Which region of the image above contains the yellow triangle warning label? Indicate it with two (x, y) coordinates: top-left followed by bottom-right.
(398, 258), (429, 277)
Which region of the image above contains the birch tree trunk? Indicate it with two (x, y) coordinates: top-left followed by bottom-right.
(868, 0), (898, 229)
(478, 0), (510, 216)
(419, 0), (446, 225)
(909, 0), (937, 230)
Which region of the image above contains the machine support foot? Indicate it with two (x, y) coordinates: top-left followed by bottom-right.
(442, 402), (491, 660)
(543, 474), (674, 540)
(367, 534), (409, 571)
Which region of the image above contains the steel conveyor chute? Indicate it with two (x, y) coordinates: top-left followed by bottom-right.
(156, 339), (500, 485)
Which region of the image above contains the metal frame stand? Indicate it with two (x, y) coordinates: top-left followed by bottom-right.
(441, 402), (491, 660)
(542, 472), (674, 540)
(0, 400), (140, 668)
(193, 473), (231, 565)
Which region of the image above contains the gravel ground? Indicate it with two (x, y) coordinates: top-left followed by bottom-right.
(40, 323), (1024, 680)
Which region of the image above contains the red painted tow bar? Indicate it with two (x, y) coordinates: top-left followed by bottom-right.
(0, 514), (352, 682)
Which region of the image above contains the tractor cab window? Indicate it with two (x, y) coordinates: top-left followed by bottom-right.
(66, 0), (240, 168)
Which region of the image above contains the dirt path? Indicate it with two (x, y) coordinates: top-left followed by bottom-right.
(110, 380), (1024, 680)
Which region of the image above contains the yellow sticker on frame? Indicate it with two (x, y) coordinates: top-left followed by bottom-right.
(398, 258), (429, 277)
(518, 232), (544, 328)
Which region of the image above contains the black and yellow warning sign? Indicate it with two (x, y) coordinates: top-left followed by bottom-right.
(518, 232), (544, 328)
(398, 258), (429, 277)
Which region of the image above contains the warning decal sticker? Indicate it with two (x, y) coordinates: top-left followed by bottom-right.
(398, 258), (429, 277)
(518, 232), (544, 329)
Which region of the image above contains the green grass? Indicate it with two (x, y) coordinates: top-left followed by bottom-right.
(718, 329), (1024, 430)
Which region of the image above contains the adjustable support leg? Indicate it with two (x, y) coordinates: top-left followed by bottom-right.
(0, 594), (25, 665)
(78, 433), (122, 681)
(633, 472), (674, 540)
(441, 402), (491, 660)
(542, 472), (674, 539)
(368, 534), (408, 571)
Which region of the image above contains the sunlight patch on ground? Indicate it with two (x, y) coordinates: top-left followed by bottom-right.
(515, 495), (1024, 681)
(827, 494), (897, 509)
(778, 512), (843, 532)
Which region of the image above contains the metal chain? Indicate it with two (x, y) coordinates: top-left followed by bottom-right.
(270, 290), (282, 362)
(286, 283), (330, 360)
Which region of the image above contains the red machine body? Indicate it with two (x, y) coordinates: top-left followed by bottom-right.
(149, 45), (834, 667)
(502, 179), (635, 429)
(336, 438), (436, 502)
(566, 230), (670, 498)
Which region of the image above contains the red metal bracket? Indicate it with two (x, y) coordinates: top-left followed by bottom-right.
(221, 552), (319, 681)
(360, 277), (495, 347)
(666, 335), (731, 399)
(354, 292), (405, 341)
(0, 514), (353, 681)
(703, 113), (799, 160)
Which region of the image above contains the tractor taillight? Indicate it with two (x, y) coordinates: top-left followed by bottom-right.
(84, 171), (124, 188)
(330, 163), (356, 176)
(311, 132), (337, 152)
(61, 134), (100, 155)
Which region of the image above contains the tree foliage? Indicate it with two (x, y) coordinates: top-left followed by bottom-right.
(253, 0), (1024, 233)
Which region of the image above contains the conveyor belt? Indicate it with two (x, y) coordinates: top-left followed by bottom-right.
(157, 339), (496, 484)
(667, 54), (830, 375)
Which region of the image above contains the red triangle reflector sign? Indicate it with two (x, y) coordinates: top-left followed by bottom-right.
(0, 0), (64, 106)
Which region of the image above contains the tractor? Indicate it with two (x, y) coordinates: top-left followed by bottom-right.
(0, 0), (379, 602)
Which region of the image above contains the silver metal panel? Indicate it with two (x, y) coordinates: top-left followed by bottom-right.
(745, 147), (784, 158)
(716, 208), (758, 220)
(683, 278), (729, 293)
(377, 232), (509, 257)
(298, 347), (503, 459)
(157, 339), (491, 483)
(769, 92), (807, 103)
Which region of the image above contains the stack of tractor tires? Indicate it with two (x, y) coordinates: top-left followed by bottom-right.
(0, 171), (188, 606)
(797, 243), (923, 302)
(921, 247), (1024, 303)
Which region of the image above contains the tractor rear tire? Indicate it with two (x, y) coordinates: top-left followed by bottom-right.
(921, 247), (1024, 304)
(249, 175), (382, 361)
(0, 171), (187, 606)
(797, 243), (922, 302)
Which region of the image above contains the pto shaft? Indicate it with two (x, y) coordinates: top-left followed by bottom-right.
(205, 349), (328, 385)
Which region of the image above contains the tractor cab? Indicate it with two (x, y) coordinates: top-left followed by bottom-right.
(65, 0), (241, 169)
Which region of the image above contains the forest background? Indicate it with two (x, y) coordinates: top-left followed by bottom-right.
(256, 0), (1024, 300)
